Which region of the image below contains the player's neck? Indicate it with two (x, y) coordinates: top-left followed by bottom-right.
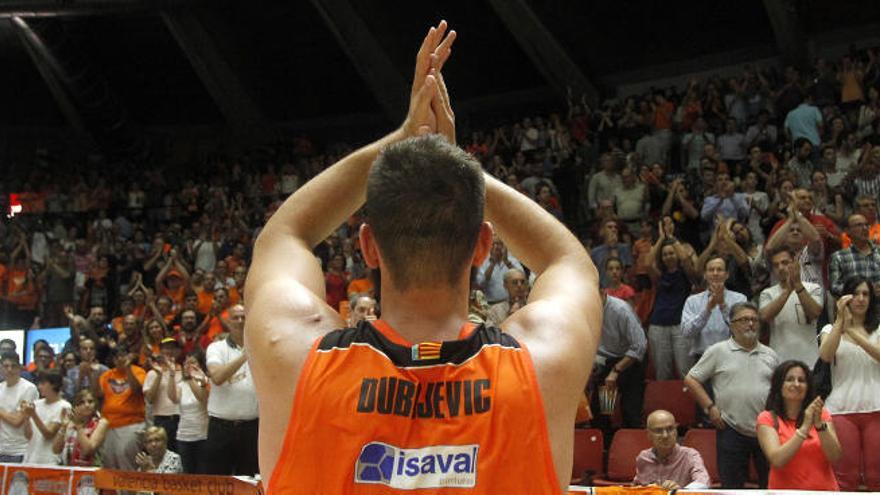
(380, 285), (470, 343)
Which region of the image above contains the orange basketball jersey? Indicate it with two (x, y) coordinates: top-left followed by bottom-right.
(268, 319), (562, 494)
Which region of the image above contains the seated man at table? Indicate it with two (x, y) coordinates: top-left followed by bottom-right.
(634, 410), (711, 489)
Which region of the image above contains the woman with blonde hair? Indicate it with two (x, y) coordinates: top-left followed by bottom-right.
(135, 426), (182, 473)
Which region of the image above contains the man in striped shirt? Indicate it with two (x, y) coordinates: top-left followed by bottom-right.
(829, 214), (880, 297)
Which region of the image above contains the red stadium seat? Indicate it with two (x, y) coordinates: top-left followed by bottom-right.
(642, 380), (697, 427)
(570, 428), (604, 485)
(592, 429), (652, 486)
(682, 428), (720, 486)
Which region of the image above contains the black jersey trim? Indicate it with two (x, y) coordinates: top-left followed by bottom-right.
(316, 320), (520, 367)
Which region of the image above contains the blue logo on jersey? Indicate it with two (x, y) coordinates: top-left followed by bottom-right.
(354, 442), (478, 489)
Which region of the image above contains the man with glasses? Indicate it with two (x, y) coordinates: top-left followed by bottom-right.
(0, 352), (39, 462)
(759, 247), (824, 363)
(634, 409), (710, 489)
(830, 213), (880, 298)
(685, 302), (778, 488)
(840, 196), (880, 248)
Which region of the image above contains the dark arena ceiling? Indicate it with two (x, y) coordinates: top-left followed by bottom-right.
(0, 0), (878, 145)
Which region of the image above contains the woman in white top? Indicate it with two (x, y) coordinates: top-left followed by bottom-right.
(818, 275), (880, 491)
(168, 349), (210, 473)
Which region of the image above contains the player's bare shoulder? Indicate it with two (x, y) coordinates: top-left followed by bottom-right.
(244, 277), (344, 374)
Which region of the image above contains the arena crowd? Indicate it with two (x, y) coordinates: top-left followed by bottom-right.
(1, 43), (880, 491)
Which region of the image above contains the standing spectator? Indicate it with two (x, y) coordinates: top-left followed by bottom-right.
(745, 110), (778, 149)
(756, 360), (841, 490)
(477, 237), (524, 304)
(168, 350), (209, 474)
(587, 153), (622, 209)
(323, 253), (349, 311)
(682, 117), (715, 172)
(700, 173), (749, 234)
(135, 426), (183, 473)
(759, 247), (824, 364)
(205, 304), (258, 475)
(717, 118), (747, 164)
(591, 220), (633, 288)
(765, 196), (827, 290)
(0, 352), (39, 462)
(22, 370), (71, 464)
(64, 339), (107, 401)
(646, 228), (699, 379)
(589, 294), (647, 430)
(41, 242), (74, 327)
(485, 268), (528, 327)
(829, 214), (880, 298)
(602, 258), (635, 307)
(784, 93), (823, 147)
(53, 389), (109, 466)
(818, 276), (880, 491)
(786, 139), (816, 189)
(685, 302), (778, 488)
(96, 345), (147, 472)
(843, 153), (880, 209)
(681, 257), (747, 361)
(613, 166), (648, 233)
(840, 196), (880, 248)
(741, 171), (770, 245)
(143, 338), (182, 451)
(634, 409), (711, 489)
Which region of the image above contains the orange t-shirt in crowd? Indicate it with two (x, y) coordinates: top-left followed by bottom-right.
(6, 267), (38, 310)
(99, 366), (147, 428)
(206, 309), (230, 341)
(347, 278), (374, 297)
(653, 101), (675, 130)
(756, 409), (839, 491)
(160, 284), (187, 306)
(840, 223), (880, 248)
(228, 286), (242, 306)
(197, 289), (214, 315)
(267, 320), (562, 494)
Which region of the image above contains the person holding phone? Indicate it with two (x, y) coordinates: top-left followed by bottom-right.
(756, 360), (841, 489)
(818, 276), (880, 490)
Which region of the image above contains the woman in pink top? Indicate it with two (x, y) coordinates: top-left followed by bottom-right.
(756, 360), (842, 490)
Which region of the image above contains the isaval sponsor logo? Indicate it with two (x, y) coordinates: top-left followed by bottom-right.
(354, 441), (478, 489)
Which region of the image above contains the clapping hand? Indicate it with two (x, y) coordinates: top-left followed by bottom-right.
(835, 295), (853, 327)
(135, 451), (156, 471)
(19, 400), (35, 417)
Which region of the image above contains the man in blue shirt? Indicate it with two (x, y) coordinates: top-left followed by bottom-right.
(784, 93), (823, 146)
(681, 256), (747, 360)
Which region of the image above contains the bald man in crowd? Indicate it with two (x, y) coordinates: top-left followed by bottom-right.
(635, 410), (711, 489)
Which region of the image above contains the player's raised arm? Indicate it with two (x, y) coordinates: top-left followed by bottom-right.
(244, 21), (456, 321)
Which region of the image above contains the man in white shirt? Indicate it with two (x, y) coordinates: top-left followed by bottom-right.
(0, 352), (39, 462)
(759, 247), (824, 363)
(23, 370), (71, 464)
(205, 304), (258, 475)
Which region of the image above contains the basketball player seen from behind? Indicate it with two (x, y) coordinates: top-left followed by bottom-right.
(245, 21), (602, 493)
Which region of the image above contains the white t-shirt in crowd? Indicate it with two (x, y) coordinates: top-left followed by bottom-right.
(820, 324), (880, 414)
(206, 338), (258, 420)
(23, 398), (71, 464)
(0, 379), (39, 456)
(176, 381), (209, 442)
(760, 282), (823, 364)
(144, 369), (182, 417)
